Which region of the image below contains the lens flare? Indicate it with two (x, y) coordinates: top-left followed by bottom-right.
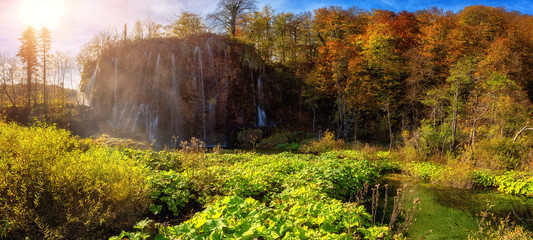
(19, 0), (68, 30)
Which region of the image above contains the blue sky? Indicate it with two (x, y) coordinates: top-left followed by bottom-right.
(0, 0), (531, 56)
(277, 0), (532, 14)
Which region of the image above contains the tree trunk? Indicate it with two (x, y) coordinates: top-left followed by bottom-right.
(471, 95), (478, 148)
(387, 100), (392, 149)
(451, 87), (458, 151)
(27, 66), (32, 110)
(10, 72), (16, 107)
(312, 108), (316, 133)
(471, 95), (491, 148)
(1, 85), (15, 106)
(230, 14), (237, 37)
(43, 49), (47, 117)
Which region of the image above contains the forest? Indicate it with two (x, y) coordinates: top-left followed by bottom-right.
(1, 1), (533, 239)
(79, 4), (533, 154)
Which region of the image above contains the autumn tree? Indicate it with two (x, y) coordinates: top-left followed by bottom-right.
(134, 20), (144, 40)
(166, 11), (207, 38)
(313, 6), (367, 139)
(293, 12), (317, 65)
(361, 10), (405, 147)
(144, 18), (163, 40)
(208, 0), (256, 37)
(273, 11), (294, 64)
(17, 26), (38, 109)
(246, 5), (275, 61)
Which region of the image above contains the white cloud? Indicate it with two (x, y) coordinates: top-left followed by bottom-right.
(0, 0), (220, 56)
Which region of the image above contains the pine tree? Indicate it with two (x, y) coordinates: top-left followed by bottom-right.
(39, 27), (52, 114)
(17, 26), (38, 109)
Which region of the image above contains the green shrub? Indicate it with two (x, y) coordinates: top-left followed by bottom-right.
(432, 161), (477, 189)
(275, 142), (301, 151)
(473, 136), (532, 171)
(300, 131), (345, 154)
(0, 122), (150, 239)
(404, 161), (444, 182)
(294, 152), (379, 201)
(123, 149), (182, 171)
(416, 121), (453, 158)
(148, 170), (193, 217)
(258, 130), (313, 149)
(236, 128), (264, 149)
(258, 131), (289, 148)
(493, 171), (533, 196)
(474, 170), (497, 188)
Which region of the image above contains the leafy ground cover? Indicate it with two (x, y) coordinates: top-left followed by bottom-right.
(0, 122), (412, 239)
(113, 149), (406, 239)
(404, 161), (533, 197)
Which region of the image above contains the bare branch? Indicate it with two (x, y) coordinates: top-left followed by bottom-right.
(513, 125), (533, 142)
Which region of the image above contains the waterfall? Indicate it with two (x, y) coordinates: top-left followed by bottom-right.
(132, 103), (144, 132)
(146, 106), (159, 143)
(257, 73), (267, 127)
(146, 53), (161, 142)
(153, 53), (160, 91)
(85, 61), (99, 106)
(170, 52), (181, 138)
(110, 56), (119, 127)
(90, 36), (268, 147)
(194, 46), (207, 142)
(114, 56), (118, 107)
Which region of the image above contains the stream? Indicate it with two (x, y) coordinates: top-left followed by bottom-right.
(382, 174), (533, 239)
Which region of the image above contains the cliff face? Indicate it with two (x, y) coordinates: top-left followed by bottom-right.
(86, 34), (269, 146)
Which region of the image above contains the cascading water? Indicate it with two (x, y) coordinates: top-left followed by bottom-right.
(247, 58), (270, 127)
(194, 46), (207, 142)
(257, 72), (268, 127)
(87, 35), (268, 146)
(85, 61), (99, 106)
(108, 56), (119, 128)
(169, 52), (181, 139)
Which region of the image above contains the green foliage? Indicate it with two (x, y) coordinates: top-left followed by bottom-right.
(473, 136), (532, 170)
(416, 121), (453, 157)
(405, 159), (533, 196)
(300, 130), (345, 154)
(493, 171), (533, 197)
(162, 188), (371, 239)
(359, 226), (392, 240)
(236, 128), (264, 149)
(124, 149), (182, 171)
(119, 149), (402, 239)
(258, 130), (313, 150)
(275, 142), (302, 151)
(405, 161), (444, 182)
(432, 161), (477, 189)
(293, 151), (379, 200)
(163, 196), (271, 239)
(405, 160), (478, 189)
(0, 122), (150, 239)
(473, 170), (497, 188)
(148, 170), (193, 216)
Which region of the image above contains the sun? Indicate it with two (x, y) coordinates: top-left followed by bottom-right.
(19, 0), (68, 30)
